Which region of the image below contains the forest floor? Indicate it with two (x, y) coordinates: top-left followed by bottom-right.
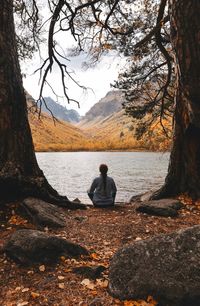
(0, 198), (200, 306)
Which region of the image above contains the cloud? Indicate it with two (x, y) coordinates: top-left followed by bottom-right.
(22, 51), (125, 116)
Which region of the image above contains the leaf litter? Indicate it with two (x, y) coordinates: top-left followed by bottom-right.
(1, 199), (200, 305)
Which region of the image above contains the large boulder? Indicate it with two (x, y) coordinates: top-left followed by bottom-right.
(21, 197), (66, 228)
(136, 199), (184, 217)
(109, 226), (200, 306)
(4, 229), (88, 264)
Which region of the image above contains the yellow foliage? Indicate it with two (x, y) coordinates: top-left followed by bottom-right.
(8, 215), (28, 225)
(29, 108), (171, 152)
(124, 296), (158, 306)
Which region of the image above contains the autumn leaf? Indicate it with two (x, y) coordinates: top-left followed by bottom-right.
(31, 292), (40, 298)
(21, 288), (29, 293)
(81, 279), (95, 290)
(135, 237), (142, 241)
(58, 275), (65, 280)
(64, 268), (72, 273)
(90, 290), (98, 295)
(124, 296), (158, 306)
(39, 265), (45, 272)
(17, 302), (29, 306)
(8, 215), (28, 225)
(90, 253), (100, 260)
(58, 283), (65, 289)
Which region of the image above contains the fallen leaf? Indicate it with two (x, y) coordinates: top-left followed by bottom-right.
(135, 237), (142, 241)
(64, 268), (72, 273)
(124, 296), (158, 306)
(58, 275), (65, 280)
(31, 292), (40, 298)
(90, 290), (98, 295)
(81, 278), (95, 290)
(39, 265), (45, 272)
(58, 283), (65, 289)
(21, 288), (29, 293)
(90, 253), (99, 260)
(8, 215), (28, 225)
(103, 241), (110, 246)
(17, 302), (29, 306)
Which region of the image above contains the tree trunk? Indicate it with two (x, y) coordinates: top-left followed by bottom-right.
(0, 0), (69, 205)
(153, 0), (200, 200)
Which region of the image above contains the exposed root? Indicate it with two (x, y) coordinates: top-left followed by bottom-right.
(0, 175), (86, 210)
(149, 183), (178, 200)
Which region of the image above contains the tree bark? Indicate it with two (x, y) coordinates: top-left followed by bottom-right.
(153, 0), (200, 199)
(0, 0), (70, 205)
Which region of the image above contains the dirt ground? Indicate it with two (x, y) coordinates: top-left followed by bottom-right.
(0, 198), (200, 306)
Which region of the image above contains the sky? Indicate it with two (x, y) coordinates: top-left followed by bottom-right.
(22, 51), (124, 116)
(19, 2), (129, 116)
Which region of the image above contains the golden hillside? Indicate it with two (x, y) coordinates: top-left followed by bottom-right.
(29, 111), (90, 152)
(28, 90), (171, 152)
(29, 106), (171, 152)
(78, 110), (172, 151)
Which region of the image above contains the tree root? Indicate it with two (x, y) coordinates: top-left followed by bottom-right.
(0, 175), (86, 209)
(149, 183), (178, 200)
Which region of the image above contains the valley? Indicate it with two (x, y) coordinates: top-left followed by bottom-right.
(27, 91), (171, 152)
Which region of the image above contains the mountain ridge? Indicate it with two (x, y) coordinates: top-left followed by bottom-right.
(80, 90), (123, 124)
(27, 90), (171, 152)
(41, 97), (80, 123)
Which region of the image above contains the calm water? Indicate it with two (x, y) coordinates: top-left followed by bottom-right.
(36, 152), (170, 204)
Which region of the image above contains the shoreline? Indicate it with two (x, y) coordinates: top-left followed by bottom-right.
(35, 149), (170, 153)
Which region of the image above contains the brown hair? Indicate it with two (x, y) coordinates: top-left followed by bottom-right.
(99, 164), (108, 193)
(99, 164), (108, 175)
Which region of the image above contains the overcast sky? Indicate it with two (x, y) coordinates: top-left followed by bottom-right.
(22, 51), (124, 116)
(19, 2), (129, 116)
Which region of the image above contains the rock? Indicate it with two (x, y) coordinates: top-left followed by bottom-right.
(4, 229), (88, 264)
(136, 199), (183, 217)
(109, 225), (200, 306)
(72, 265), (106, 280)
(20, 197), (66, 228)
(73, 198), (81, 203)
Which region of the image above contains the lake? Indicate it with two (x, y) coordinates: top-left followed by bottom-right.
(36, 152), (170, 204)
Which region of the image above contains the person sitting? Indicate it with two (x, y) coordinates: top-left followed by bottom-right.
(87, 164), (117, 207)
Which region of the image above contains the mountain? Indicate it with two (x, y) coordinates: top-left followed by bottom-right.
(78, 90), (171, 151)
(40, 97), (80, 123)
(28, 110), (90, 152)
(80, 90), (123, 125)
(26, 90), (171, 152)
(26, 93), (89, 151)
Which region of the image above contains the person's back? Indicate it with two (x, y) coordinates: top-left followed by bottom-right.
(88, 164), (117, 207)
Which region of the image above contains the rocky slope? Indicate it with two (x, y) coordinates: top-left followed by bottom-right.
(80, 90), (123, 125)
(40, 97), (80, 123)
(78, 91), (171, 151)
(27, 90), (171, 152)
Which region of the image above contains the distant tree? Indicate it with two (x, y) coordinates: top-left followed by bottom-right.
(0, 0), (200, 202)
